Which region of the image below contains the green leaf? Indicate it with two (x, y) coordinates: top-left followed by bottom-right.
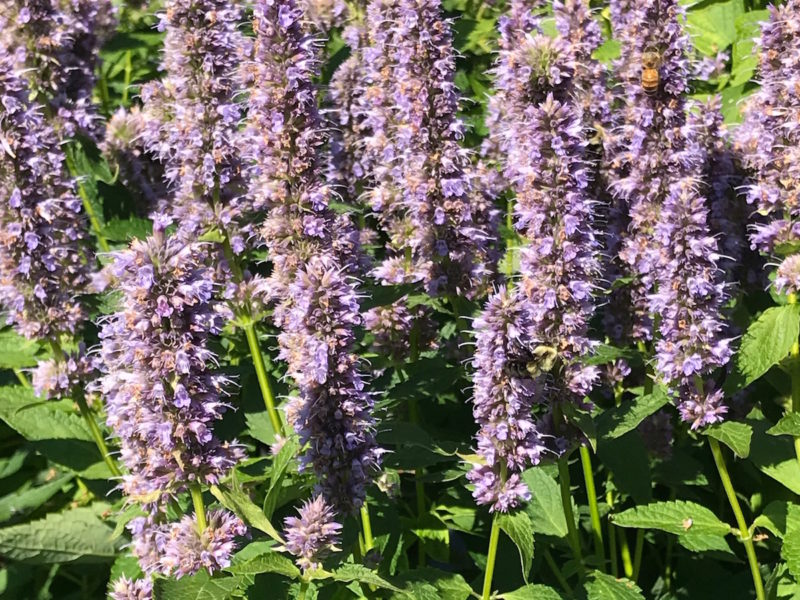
(153, 570), (242, 600)
(0, 507), (121, 563)
(497, 511), (534, 582)
(225, 552), (300, 579)
(748, 409), (800, 494)
(562, 404), (596, 451)
(0, 473), (73, 523)
(209, 485), (284, 544)
(611, 500), (731, 536)
(686, 0), (745, 54)
(677, 533), (734, 555)
(0, 449), (29, 480)
(597, 387), (669, 440)
(329, 563), (401, 591)
(263, 439), (299, 520)
(100, 217), (152, 242)
(585, 571), (645, 600)
(703, 421), (753, 458)
(501, 584), (565, 599)
(753, 501), (789, 539)
(0, 330), (40, 369)
(0, 387), (91, 442)
(768, 413), (800, 438)
(391, 569), (473, 600)
(598, 432), (652, 503)
(782, 504), (800, 580)
(521, 468), (568, 538)
(733, 305), (800, 387)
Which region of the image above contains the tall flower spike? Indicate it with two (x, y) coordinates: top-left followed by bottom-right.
(0, 0), (116, 139)
(604, 0), (693, 342)
(245, 0), (380, 514)
(279, 495), (343, 572)
(0, 41), (93, 341)
(366, 0), (495, 296)
(736, 0), (800, 293)
(140, 0), (247, 239)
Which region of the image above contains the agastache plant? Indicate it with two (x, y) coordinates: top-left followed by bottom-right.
(244, 0), (380, 520)
(0, 0), (116, 139)
(99, 230), (245, 576)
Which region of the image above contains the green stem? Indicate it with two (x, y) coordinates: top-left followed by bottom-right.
(543, 547), (573, 596)
(632, 529), (644, 581)
(360, 503), (375, 552)
(76, 392), (121, 477)
(64, 153), (110, 253)
(122, 50), (132, 106)
(579, 446), (604, 567)
(242, 320), (284, 437)
(557, 455), (584, 571)
(608, 518), (618, 577)
(298, 581), (309, 600)
(481, 511), (502, 600)
(618, 528), (633, 578)
(190, 484), (207, 533)
(408, 394), (427, 567)
(708, 438), (765, 600)
(13, 369), (30, 388)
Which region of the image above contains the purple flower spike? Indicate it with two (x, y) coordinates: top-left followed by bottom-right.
(110, 576), (152, 600)
(280, 495), (343, 572)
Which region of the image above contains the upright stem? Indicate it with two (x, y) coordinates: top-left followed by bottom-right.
(75, 392), (121, 477)
(64, 153), (110, 253)
(242, 320), (284, 437)
(403, 364), (427, 568)
(481, 511), (502, 600)
(543, 547), (573, 595)
(579, 445), (604, 568)
(298, 581), (309, 600)
(608, 517), (618, 577)
(13, 369), (30, 388)
(360, 503), (375, 552)
(618, 528), (633, 578)
(632, 529), (644, 581)
(708, 438), (765, 600)
(557, 454), (584, 571)
(190, 484), (207, 533)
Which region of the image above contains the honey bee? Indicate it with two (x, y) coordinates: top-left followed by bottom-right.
(641, 48), (661, 95)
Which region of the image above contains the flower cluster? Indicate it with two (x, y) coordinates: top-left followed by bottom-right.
(140, 0), (247, 239)
(32, 345), (96, 400)
(364, 298), (437, 362)
(110, 576), (152, 600)
(98, 230), (244, 574)
(737, 0), (800, 293)
(0, 42), (94, 342)
(244, 0), (380, 515)
(0, 0), (116, 138)
(279, 495), (343, 572)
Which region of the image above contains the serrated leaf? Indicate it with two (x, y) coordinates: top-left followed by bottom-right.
(768, 413), (800, 438)
(0, 473), (72, 522)
(703, 421), (752, 458)
(501, 584), (565, 599)
(225, 552), (300, 579)
(153, 570), (241, 600)
(585, 572), (645, 600)
(686, 0), (744, 54)
(330, 563), (401, 591)
(0, 330), (40, 369)
(734, 305), (800, 387)
(209, 485), (283, 544)
(263, 439), (298, 520)
(0, 507), (121, 563)
(612, 500), (731, 536)
(391, 568), (473, 600)
(597, 387), (669, 440)
(521, 468), (568, 538)
(783, 504), (800, 580)
(497, 511), (534, 582)
(677, 533), (734, 554)
(0, 387), (91, 442)
(753, 501), (789, 539)
(748, 409), (800, 494)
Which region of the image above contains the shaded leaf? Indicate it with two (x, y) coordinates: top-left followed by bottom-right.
(0, 473), (73, 522)
(585, 571), (645, 600)
(768, 413), (800, 438)
(501, 584), (565, 599)
(782, 504), (800, 580)
(497, 511), (534, 582)
(677, 533), (734, 555)
(521, 468), (568, 538)
(753, 501), (789, 539)
(153, 570), (241, 600)
(597, 387), (669, 440)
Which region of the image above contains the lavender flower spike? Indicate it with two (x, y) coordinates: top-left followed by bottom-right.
(0, 41), (93, 341)
(110, 576), (152, 600)
(280, 495), (343, 572)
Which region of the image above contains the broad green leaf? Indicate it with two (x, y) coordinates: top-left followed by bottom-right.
(497, 511), (534, 582)
(585, 571), (645, 600)
(597, 387), (669, 440)
(0, 387), (91, 442)
(263, 438), (298, 519)
(502, 584), (565, 599)
(562, 404), (596, 451)
(101, 217), (152, 242)
(329, 563), (401, 591)
(748, 409), (800, 494)
(734, 305), (800, 387)
(768, 413), (800, 438)
(730, 11), (768, 87)
(783, 504), (800, 581)
(391, 569), (473, 600)
(0, 473), (73, 522)
(209, 485), (283, 544)
(225, 552), (300, 579)
(521, 468), (568, 538)
(0, 507), (121, 563)
(0, 330), (40, 369)
(598, 432), (652, 503)
(677, 533), (734, 554)
(753, 501), (789, 539)
(153, 570), (242, 600)
(686, 0), (744, 54)
(592, 39), (621, 65)
(703, 421), (753, 458)
(0, 449), (29, 480)
(411, 513), (450, 563)
(612, 500), (731, 536)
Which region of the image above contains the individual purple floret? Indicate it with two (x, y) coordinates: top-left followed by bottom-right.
(98, 230), (242, 510)
(737, 0), (800, 293)
(0, 0), (116, 139)
(0, 43), (93, 341)
(110, 576), (152, 600)
(280, 495), (343, 572)
(140, 0), (247, 239)
(468, 287), (547, 512)
(244, 0), (380, 514)
(363, 0), (495, 297)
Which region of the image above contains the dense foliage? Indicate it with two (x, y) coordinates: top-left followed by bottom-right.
(0, 0), (797, 599)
